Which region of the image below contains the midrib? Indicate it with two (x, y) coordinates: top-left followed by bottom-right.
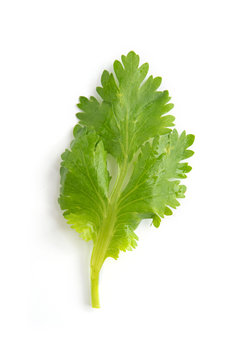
(91, 111), (130, 276)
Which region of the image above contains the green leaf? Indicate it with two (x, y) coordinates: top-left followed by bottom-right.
(59, 128), (110, 243)
(106, 130), (194, 259)
(59, 51), (195, 308)
(76, 51), (175, 162)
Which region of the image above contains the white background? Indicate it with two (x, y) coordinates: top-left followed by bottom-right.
(0, 0), (240, 359)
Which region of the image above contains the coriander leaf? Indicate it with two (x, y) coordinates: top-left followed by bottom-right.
(59, 51), (195, 308)
(106, 129), (194, 259)
(59, 128), (110, 243)
(76, 51), (175, 162)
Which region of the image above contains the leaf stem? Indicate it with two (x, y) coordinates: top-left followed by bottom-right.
(89, 158), (129, 308)
(91, 268), (100, 308)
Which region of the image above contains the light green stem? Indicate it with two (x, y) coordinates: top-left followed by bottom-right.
(90, 158), (129, 308)
(91, 270), (100, 308)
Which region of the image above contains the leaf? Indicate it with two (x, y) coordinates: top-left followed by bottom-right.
(59, 128), (110, 243)
(76, 51), (175, 162)
(106, 130), (195, 259)
(59, 51), (195, 307)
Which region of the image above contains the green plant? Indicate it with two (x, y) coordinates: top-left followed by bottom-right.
(59, 51), (195, 308)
